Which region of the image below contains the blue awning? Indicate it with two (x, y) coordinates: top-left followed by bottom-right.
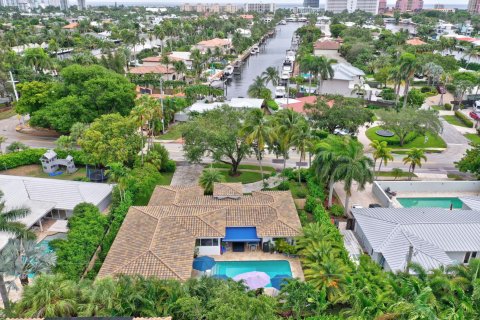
(223, 227), (260, 242)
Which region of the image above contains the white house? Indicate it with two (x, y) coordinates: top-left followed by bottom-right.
(0, 175), (113, 250)
(319, 63), (370, 98)
(351, 208), (480, 273)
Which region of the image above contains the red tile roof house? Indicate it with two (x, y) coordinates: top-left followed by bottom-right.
(280, 96), (334, 115)
(195, 38), (232, 54)
(128, 65), (178, 81)
(62, 22), (78, 32)
(406, 37), (427, 46)
(313, 39), (341, 58)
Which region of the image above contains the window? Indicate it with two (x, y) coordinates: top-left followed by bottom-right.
(196, 238), (219, 247)
(464, 252), (472, 264)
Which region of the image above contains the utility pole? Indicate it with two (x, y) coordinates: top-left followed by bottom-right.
(160, 77), (165, 133)
(8, 71), (19, 102)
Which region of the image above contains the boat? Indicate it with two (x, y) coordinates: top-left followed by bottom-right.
(253, 45), (259, 53)
(286, 50), (296, 63)
(275, 86), (286, 98)
(250, 49), (257, 55)
(224, 65), (234, 78)
(282, 60), (293, 73)
(279, 20), (286, 25)
(281, 70), (290, 81)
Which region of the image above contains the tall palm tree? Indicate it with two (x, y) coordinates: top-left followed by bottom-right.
(261, 66), (280, 87)
(241, 109), (275, 182)
(403, 148), (427, 180)
(0, 191), (34, 240)
(399, 52), (421, 108)
(173, 60), (187, 81)
(247, 76), (267, 99)
(313, 56), (335, 95)
(199, 168), (225, 195)
(274, 109), (302, 178)
(105, 163), (130, 201)
(312, 135), (346, 208)
(334, 138), (374, 215)
(370, 140), (394, 180)
(291, 120), (314, 183)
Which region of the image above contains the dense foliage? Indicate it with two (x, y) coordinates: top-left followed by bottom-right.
(50, 203), (108, 281)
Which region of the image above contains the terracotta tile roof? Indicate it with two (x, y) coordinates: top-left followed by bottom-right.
(406, 37), (427, 46)
(129, 65), (174, 75)
(142, 56), (162, 62)
(314, 40), (340, 50)
(284, 97), (333, 114)
(99, 187), (301, 280)
(197, 38), (231, 47)
(240, 14), (254, 19)
(213, 182), (243, 198)
(62, 22), (78, 29)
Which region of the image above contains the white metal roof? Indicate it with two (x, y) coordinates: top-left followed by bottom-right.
(0, 175), (112, 250)
(352, 208), (480, 272)
(332, 63), (365, 81)
(459, 196), (480, 211)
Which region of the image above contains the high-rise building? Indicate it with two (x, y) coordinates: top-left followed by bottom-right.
(180, 3), (240, 13)
(244, 3), (275, 13)
(325, 0), (380, 14)
(77, 0), (84, 10)
(395, 0), (423, 12)
(378, 0), (387, 13)
(303, 0), (319, 8)
(468, 0), (480, 14)
(60, 0), (68, 10)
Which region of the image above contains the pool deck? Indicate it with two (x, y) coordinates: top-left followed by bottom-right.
(193, 251), (304, 281)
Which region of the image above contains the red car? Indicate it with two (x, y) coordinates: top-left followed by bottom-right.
(470, 111), (480, 120)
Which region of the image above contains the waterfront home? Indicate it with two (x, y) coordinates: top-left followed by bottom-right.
(351, 208), (480, 273)
(318, 63), (371, 98)
(313, 39), (340, 58)
(98, 183), (302, 280)
(128, 65), (178, 81)
(195, 38), (232, 54)
(0, 175), (112, 251)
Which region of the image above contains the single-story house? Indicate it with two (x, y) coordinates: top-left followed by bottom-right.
(351, 208), (480, 273)
(0, 175), (113, 250)
(406, 37), (427, 46)
(174, 98), (264, 122)
(62, 22), (79, 31)
(313, 39), (340, 58)
(168, 51), (193, 70)
(319, 63), (371, 98)
(98, 183), (302, 280)
(195, 38), (232, 54)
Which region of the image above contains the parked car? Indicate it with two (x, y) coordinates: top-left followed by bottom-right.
(352, 204), (363, 209)
(474, 100), (480, 112)
(334, 128), (350, 136)
(470, 111), (480, 120)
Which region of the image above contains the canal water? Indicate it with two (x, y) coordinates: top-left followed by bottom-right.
(226, 22), (303, 99)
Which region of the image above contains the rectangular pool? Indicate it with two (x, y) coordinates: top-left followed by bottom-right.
(35, 233), (67, 253)
(212, 260), (292, 287)
(397, 197), (464, 209)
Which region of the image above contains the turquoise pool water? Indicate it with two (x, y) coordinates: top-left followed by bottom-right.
(212, 260), (292, 287)
(397, 197), (464, 209)
(35, 233), (67, 253)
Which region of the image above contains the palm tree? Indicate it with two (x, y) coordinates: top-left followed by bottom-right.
(241, 109), (275, 182)
(105, 163), (130, 201)
(403, 148), (427, 180)
(335, 138), (374, 215)
(313, 56), (335, 95)
(199, 168), (225, 195)
(173, 60), (187, 81)
(300, 55), (315, 95)
(0, 191), (34, 240)
(0, 136), (7, 154)
(313, 136), (345, 208)
(247, 76), (267, 99)
(370, 140), (394, 180)
(291, 120), (314, 184)
(274, 109), (302, 179)
(399, 52), (421, 108)
(261, 66), (280, 87)
(24, 48), (51, 74)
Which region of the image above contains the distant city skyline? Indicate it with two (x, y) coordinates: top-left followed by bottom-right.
(87, 0), (469, 4)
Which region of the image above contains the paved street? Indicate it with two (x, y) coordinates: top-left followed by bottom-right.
(0, 116), (56, 152)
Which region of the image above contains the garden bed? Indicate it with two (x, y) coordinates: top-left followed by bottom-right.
(365, 126), (446, 149)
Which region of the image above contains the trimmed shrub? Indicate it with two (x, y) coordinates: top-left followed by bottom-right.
(444, 103), (452, 111)
(277, 180), (290, 191)
(163, 159), (177, 173)
(0, 148), (45, 170)
(329, 204), (344, 217)
(455, 110), (474, 128)
(304, 195), (318, 213)
(50, 203), (108, 280)
(313, 204), (330, 224)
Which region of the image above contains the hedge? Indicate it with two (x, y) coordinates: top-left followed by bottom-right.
(455, 110), (474, 128)
(0, 148), (89, 171)
(50, 203), (108, 280)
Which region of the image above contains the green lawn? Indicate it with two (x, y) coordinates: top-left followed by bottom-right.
(158, 172), (174, 185)
(157, 124), (184, 140)
(465, 133), (480, 144)
(443, 115), (469, 128)
(392, 149), (443, 155)
(288, 182), (308, 199)
(217, 170), (263, 184)
(0, 109), (16, 120)
(210, 162), (276, 173)
(365, 126), (446, 149)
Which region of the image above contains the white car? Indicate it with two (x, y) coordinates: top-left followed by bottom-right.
(334, 128), (350, 136)
(474, 100), (480, 112)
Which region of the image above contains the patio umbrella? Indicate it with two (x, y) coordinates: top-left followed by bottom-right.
(270, 274), (292, 290)
(192, 256), (216, 271)
(233, 271), (270, 290)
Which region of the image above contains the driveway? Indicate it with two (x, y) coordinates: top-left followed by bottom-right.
(0, 115), (56, 152)
(170, 163), (204, 186)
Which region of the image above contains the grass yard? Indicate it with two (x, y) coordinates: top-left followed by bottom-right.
(210, 162), (276, 173)
(465, 133), (480, 144)
(0, 109), (16, 120)
(1, 164), (88, 180)
(365, 126), (446, 149)
(218, 170), (263, 184)
(430, 105), (444, 111)
(158, 124), (184, 140)
(443, 115), (469, 128)
(158, 171), (174, 185)
(392, 149), (443, 155)
(376, 171), (417, 178)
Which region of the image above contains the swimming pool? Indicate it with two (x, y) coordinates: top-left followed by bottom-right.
(397, 197), (464, 209)
(212, 260), (292, 287)
(35, 233), (67, 253)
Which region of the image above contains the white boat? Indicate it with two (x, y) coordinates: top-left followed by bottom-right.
(281, 70), (290, 81)
(279, 20), (286, 25)
(224, 65), (234, 77)
(286, 50), (296, 63)
(275, 86), (286, 98)
(251, 49), (257, 55)
(253, 45), (259, 53)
